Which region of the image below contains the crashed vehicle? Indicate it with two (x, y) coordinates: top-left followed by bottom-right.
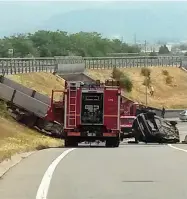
(131, 110), (180, 144)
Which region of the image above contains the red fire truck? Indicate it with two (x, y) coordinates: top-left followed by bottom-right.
(47, 79), (121, 147)
(120, 99), (139, 140)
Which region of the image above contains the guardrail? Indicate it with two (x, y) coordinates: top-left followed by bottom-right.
(0, 56), (184, 75)
(84, 56), (182, 69)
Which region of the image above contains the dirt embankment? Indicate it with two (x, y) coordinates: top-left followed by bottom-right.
(0, 72), (65, 162)
(86, 67), (187, 109)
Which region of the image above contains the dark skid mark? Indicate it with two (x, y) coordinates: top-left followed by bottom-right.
(122, 180), (154, 183)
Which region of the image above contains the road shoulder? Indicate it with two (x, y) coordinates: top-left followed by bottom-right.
(0, 151), (35, 178)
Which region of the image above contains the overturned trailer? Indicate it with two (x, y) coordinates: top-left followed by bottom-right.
(0, 75), (63, 137)
(131, 110), (180, 144)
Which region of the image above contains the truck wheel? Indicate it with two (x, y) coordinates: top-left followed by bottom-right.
(106, 139), (113, 147)
(120, 134), (124, 141)
(65, 138), (78, 147)
(65, 138), (70, 147)
(134, 136), (139, 144)
(113, 138), (120, 147)
(106, 138), (120, 148)
(72, 139), (78, 147)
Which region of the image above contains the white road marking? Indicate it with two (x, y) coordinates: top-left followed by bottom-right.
(36, 148), (76, 199)
(168, 144), (187, 153)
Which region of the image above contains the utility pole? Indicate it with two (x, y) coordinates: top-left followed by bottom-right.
(134, 33), (137, 45)
(144, 40), (147, 55)
(145, 78), (148, 107)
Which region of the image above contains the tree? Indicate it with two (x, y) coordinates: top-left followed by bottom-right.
(149, 51), (157, 59)
(149, 51), (157, 56)
(179, 44), (187, 51)
(158, 45), (170, 54)
(0, 30), (141, 58)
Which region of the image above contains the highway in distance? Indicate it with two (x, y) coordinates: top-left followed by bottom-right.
(0, 122), (187, 199)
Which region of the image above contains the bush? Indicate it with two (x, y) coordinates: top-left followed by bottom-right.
(166, 75), (173, 85)
(143, 76), (151, 87)
(112, 68), (133, 92)
(120, 75), (133, 92)
(141, 67), (151, 77)
(149, 52), (158, 59)
(162, 69), (169, 76)
(112, 67), (123, 80)
(0, 100), (9, 118)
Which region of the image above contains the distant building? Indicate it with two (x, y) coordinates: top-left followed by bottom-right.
(166, 44), (172, 52)
(137, 43), (161, 53)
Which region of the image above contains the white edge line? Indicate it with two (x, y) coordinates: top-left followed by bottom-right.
(36, 148), (76, 199)
(168, 144), (187, 153)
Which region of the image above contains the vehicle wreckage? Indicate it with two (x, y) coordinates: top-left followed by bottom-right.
(131, 109), (180, 144)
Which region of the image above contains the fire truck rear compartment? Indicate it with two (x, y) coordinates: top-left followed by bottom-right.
(81, 92), (103, 125)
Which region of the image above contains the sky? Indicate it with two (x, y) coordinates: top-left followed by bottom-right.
(0, 1), (187, 42)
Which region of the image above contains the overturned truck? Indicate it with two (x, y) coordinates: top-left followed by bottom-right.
(131, 110), (180, 144)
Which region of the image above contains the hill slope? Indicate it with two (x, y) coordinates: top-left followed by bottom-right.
(0, 72), (65, 162)
(86, 67), (187, 109)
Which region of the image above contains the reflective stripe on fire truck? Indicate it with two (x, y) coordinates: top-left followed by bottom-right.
(103, 133), (117, 137)
(68, 132), (81, 136)
(81, 89), (104, 93)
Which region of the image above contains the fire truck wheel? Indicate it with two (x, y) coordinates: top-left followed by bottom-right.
(65, 138), (78, 147)
(105, 139), (113, 147)
(113, 138), (120, 147)
(106, 138), (120, 148)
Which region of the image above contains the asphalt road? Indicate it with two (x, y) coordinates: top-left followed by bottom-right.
(1, 122), (187, 199)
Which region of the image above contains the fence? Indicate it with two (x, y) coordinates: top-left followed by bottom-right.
(84, 56), (182, 69)
(0, 57), (84, 75)
(0, 56), (184, 75)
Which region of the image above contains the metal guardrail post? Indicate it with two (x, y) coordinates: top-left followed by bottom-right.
(0, 56), (185, 75)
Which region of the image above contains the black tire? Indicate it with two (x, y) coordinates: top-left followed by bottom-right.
(64, 138), (70, 147)
(106, 138), (120, 148)
(113, 139), (120, 147)
(65, 138), (78, 147)
(106, 139), (113, 147)
(134, 136), (139, 143)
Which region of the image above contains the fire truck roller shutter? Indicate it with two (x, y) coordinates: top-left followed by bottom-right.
(81, 92), (104, 125)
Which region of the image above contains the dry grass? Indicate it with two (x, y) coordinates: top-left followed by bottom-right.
(0, 116), (63, 162)
(7, 72), (65, 99)
(86, 67), (187, 109)
(0, 72), (65, 162)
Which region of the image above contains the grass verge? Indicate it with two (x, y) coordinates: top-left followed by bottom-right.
(0, 116), (63, 162)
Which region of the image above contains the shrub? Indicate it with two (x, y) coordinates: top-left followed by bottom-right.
(149, 51), (157, 57)
(35, 145), (48, 150)
(120, 75), (133, 92)
(143, 76), (151, 87)
(162, 69), (169, 76)
(166, 75), (173, 85)
(141, 67), (151, 77)
(0, 100), (10, 119)
(112, 67), (123, 80)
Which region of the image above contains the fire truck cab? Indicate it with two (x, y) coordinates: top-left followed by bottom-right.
(62, 79), (121, 147)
